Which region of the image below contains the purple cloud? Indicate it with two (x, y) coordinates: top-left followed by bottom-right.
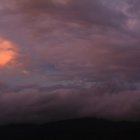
(0, 0), (140, 123)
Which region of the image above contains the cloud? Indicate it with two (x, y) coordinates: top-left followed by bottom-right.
(0, 37), (18, 67)
(13, 0), (128, 44)
(0, 0), (139, 81)
(0, 81), (139, 124)
(16, 0), (126, 26)
(0, 0), (140, 123)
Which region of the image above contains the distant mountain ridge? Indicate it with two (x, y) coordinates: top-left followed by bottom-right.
(0, 117), (139, 139)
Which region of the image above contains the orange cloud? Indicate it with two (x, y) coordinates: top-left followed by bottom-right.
(0, 38), (18, 67)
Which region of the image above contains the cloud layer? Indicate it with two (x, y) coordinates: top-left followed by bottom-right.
(0, 0), (140, 123)
(0, 82), (139, 124)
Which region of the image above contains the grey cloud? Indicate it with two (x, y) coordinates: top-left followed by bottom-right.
(0, 82), (139, 123)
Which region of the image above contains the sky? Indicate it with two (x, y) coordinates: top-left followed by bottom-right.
(0, 0), (140, 123)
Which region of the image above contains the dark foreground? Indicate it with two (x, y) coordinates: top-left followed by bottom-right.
(0, 118), (140, 140)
